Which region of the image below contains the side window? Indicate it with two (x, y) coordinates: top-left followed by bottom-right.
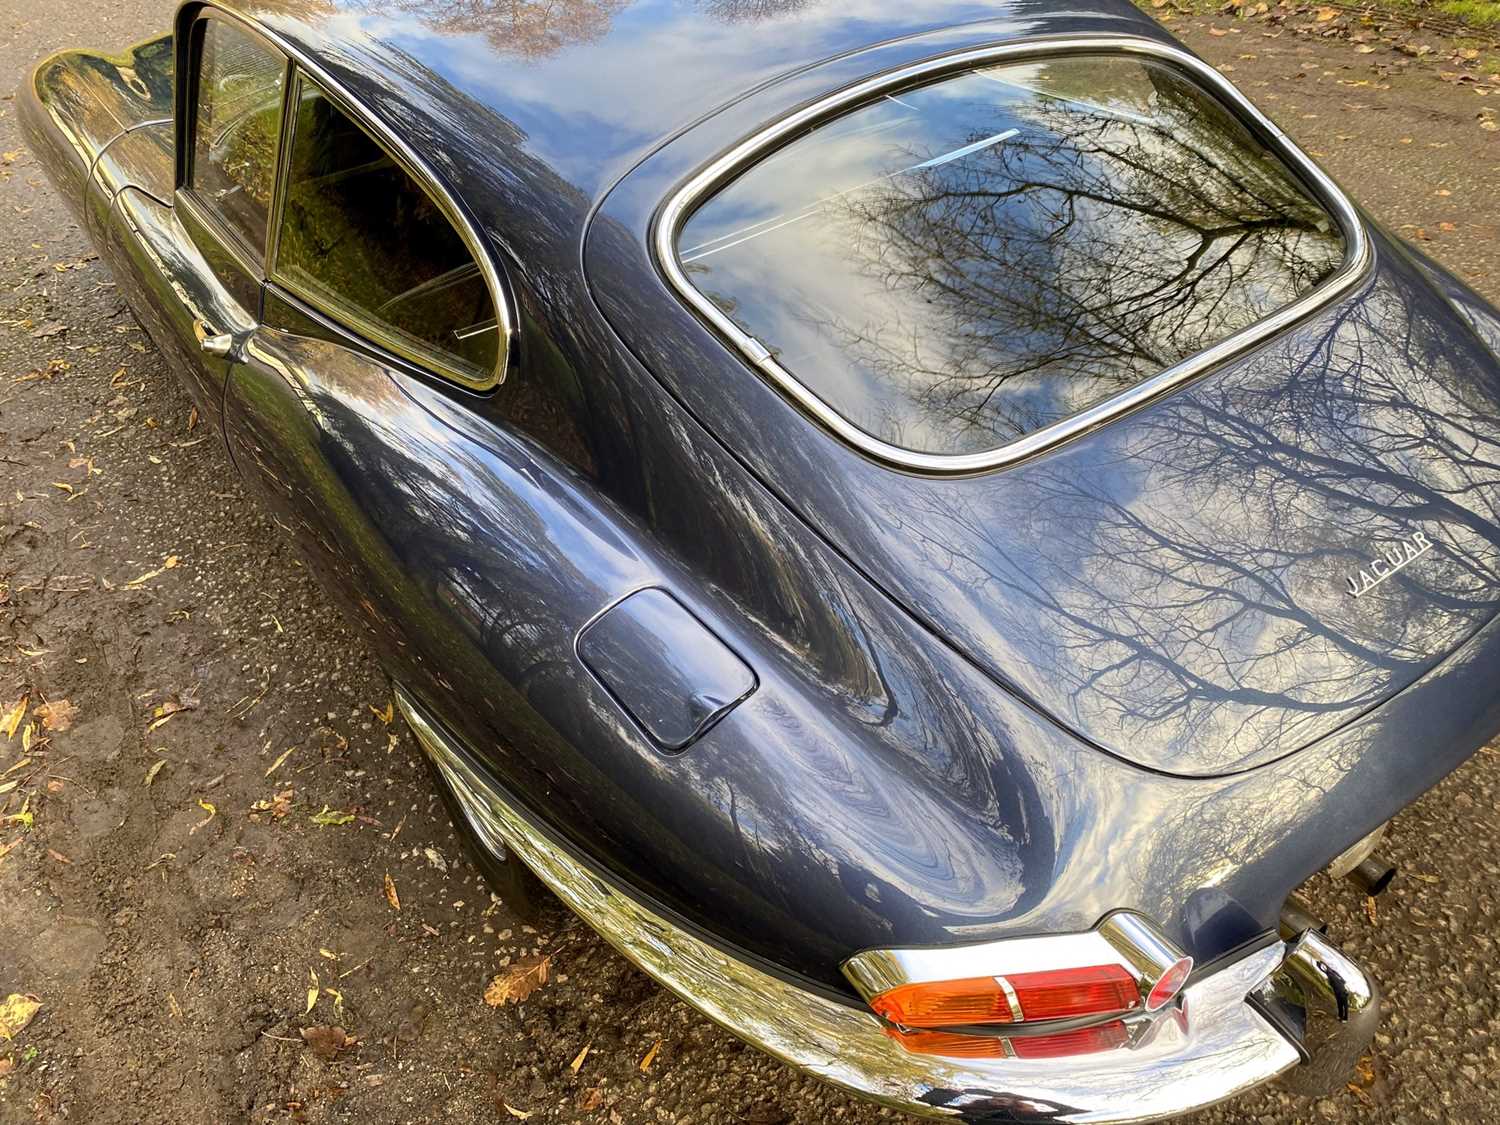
(190, 17), (285, 254)
(272, 74), (501, 388)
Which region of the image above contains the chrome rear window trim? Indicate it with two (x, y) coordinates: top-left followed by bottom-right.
(654, 35), (1372, 475)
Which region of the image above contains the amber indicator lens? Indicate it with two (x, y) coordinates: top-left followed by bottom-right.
(1145, 956), (1194, 1011)
(884, 1020), (1131, 1059)
(870, 964), (1139, 1028)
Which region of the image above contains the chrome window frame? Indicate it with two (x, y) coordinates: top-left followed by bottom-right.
(654, 36), (1372, 475)
(173, 2), (515, 391)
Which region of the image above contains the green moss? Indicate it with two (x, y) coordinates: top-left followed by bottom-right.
(1432, 0), (1500, 25)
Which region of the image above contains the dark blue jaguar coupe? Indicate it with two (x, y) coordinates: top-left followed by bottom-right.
(22, 0), (1500, 1118)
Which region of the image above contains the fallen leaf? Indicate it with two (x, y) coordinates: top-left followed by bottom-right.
(369, 700), (394, 725)
(189, 799), (217, 835)
(125, 556), (181, 590)
(1355, 43), (1376, 53)
(29, 321), (65, 339)
(577, 1087), (603, 1111)
(301, 1024), (353, 1060)
(187, 405), (199, 432)
(143, 759), (167, 787)
(33, 699), (76, 732)
(306, 969), (320, 1016)
(1313, 5), (1338, 19)
(569, 1041), (592, 1075)
(264, 746), (296, 777)
(0, 780), (19, 796)
(483, 954), (551, 1007)
(639, 1038), (662, 1072)
(383, 872), (401, 912)
(0, 994), (41, 1040)
(1439, 222), (1457, 232)
(0, 758), (30, 778)
(250, 788), (294, 818)
(1363, 895), (1378, 926)
(51, 481), (73, 495)
(46, 849), (71, 865)
(168, 993), (183, 1020)
(310, 805), (354, 827)
(503, 1106), (533, 1121)
(145, 700), (192, 732)
(1, 697), (26, 739)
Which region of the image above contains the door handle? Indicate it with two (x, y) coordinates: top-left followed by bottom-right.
(200, 332), (236, 357)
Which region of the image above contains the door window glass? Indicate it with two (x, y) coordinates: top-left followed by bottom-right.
(190, 17), (285, 254)
(273, 75), (501, 387)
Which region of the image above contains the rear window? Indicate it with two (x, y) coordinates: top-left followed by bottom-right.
(674, 54), (1348, 459)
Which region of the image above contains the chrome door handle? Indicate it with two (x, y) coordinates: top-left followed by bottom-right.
(200, 332), (236, 357)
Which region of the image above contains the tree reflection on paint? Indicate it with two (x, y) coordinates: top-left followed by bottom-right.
(680, 55), (1347, 456)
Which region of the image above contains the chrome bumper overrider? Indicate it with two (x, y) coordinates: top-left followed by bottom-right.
(396, 689), (1379, 1123)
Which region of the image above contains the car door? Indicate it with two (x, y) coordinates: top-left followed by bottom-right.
(102, 12), (286, 433)
(209, 38), (522, 695)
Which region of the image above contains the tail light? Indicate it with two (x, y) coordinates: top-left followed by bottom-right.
(870, 963), (1140, 1028)
(844, 911), (1192, 1054)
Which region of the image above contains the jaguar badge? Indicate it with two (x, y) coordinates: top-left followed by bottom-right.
(1346, 530), (1433, 598)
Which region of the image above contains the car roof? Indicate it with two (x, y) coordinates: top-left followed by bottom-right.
(227, 0), (1162, 208)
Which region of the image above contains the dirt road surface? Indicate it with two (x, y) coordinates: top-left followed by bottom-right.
(1, 1), (1498, 1122)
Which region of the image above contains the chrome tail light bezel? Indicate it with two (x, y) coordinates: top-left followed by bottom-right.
(842, 911), (1194, 1035)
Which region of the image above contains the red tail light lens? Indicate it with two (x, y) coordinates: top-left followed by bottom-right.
(1145, 956), (1193, 1011)
(869, 963), (1139, 1029)
(1009, 1020), (1130, 1059)
(1006, 965), (1140, 1022)
(884, 1020), (1131, 1059)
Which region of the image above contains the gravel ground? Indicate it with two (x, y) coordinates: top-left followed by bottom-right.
(0, 2), (1498, 1123)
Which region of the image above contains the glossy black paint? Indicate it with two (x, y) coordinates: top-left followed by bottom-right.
(19, 0), (1500, 997)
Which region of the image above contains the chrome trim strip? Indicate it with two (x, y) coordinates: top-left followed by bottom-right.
(654, 35), (1373, 475)
(397, 687), (1308, 1122)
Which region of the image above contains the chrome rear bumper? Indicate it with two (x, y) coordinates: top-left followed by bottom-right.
(397, 688), (1379, 1123)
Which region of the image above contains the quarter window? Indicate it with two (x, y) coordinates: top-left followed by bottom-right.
(190, 17), (285, 254)
(272, 75), (501, 387)
(674, 54), (1348, 458)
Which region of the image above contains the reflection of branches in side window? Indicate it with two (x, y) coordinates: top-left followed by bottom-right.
(802, 76), (1344, 452)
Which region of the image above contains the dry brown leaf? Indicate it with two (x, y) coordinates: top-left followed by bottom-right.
(1314, 6), (1338, 20)
(569, 1040), (592, 1075)
(0, 994), (41, 1040)
(33, 698), (76, 732)
(576, 1087), (603, 1111)
(1363, 895), (1378, 926)
(46, 849), (71, 865)
(383, 872), (401, 912)
(483, 953), (551, 1007)
(639, 1038), (663, 1072)
(301, 1024), (353, 1060)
